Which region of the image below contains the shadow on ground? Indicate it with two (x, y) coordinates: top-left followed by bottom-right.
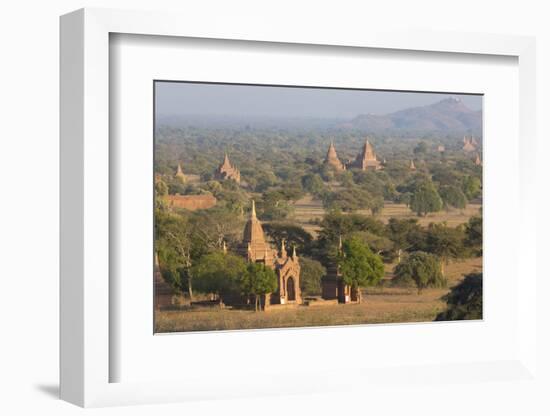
(35, 384), (59, 399)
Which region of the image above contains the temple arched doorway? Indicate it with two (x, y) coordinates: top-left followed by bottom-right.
(286, 277), (296, 301)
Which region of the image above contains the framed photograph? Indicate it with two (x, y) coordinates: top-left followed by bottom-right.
(60, 8), (538, 408)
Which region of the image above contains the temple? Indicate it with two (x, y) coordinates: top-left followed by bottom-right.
(324, 142), (346, 172)
(214, 153), (241, 183)
(175, 162), (186, 182)
(321, 237), (359, 304)
(409, 159), (416, 171)
(353, 138), (382, 171)
(462, 135), (478, 152)
(238, 200), (301, 306)
(474, 153), (482, 166)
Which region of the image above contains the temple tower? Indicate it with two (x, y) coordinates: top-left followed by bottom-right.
(462, 135), (478, 152)
(214, 153), (241, 183)
(474, 153), (482, 166)
(175, 162), (186, 183)
(353, 138), (382, 171)
(237, 201), (301, 306)
(409, 159), (417, 171)
(239, 200), (274, 266)
(324, 142), (346, 172)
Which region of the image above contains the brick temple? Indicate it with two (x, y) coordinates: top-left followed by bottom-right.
(214, 153), (241, 183)
(238, 200), (302, 306)
(324, 138), (383, 172)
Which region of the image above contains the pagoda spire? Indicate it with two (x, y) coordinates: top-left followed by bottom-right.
(175, 162), (186, 182)
(280, 238), (287, 258)
(292, 245), (297, 259)
(251, 199), (257, 219)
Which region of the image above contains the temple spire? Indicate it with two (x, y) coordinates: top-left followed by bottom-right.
(251, 199), (257, 219)
(292, 245), (297, 259)
(280, 238), (287, 258)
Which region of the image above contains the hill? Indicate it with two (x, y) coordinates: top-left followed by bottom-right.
(344, 97), (482, 135)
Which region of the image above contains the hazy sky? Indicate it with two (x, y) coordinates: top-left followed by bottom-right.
(155, 81), (482, 119)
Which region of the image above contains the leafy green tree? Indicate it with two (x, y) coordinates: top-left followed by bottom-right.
(301, 173), (326, 197)
(465, 216), (483, 255)
(439, 185), (467, 210)
(461, 175), (482, 200)
(339, 237), (385, 303)
(413, 141), (428, 155)
(436, 273), (482, 321)
(155, 178), (168, 196)
(240, 263), (278, 311)
(263, 223), (313, 256)
(155, 211), (196, 297)
(322, 187), (373, 213)
(191, 252), (247, 305)
(349, 231), (393, 257)
(393, 251), (446, 293)
(386, 218), (424, 262)
(424, 223), (466, 276)
(410, 180), (443, 216)
(299, 257), (326, 296)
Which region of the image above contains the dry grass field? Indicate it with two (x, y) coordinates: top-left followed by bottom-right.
(155, 257), (482, 333)
(291, 195), (481, 237)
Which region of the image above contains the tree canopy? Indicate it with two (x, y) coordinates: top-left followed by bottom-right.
(410, 180), (443, 216)
(191, 252), (247, 304)
(436, 273), (482, 321)
(393, 251), (446, 293)
(240, 262), (278, 311)
(339, 237), (385, 299)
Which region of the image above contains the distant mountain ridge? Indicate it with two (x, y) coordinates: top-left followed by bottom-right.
(342, 97), (482, 135)
(157, 97), (482, 137)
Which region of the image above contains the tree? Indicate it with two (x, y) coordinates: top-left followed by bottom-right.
(435, 273), (482, 321)
(240, 263), (278, 311)
(413, 141), (428, 155)
(461, 175), (482, 200)
(386, 218), (423, 262)
(263, 223), (313, 256)
(191, 252), (247, 305)
(393, 251), (446, 293)
(424, 223), (466, 276)
(339, 237), (385, 303)
(322, 187), (373, 213)
(465, 216), (482, 255)
(410, 180), (443, 216)
(299, 257), (326, 296)
(301, 173), (325, 197)
(349, 231), (393, 257)
(439, 185), (467, 210)
(155, 211), (195, 297)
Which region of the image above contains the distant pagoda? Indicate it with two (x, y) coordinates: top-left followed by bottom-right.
(324, 142), (346, 172)
(174, 162), (186, 183)
(214, 153), (241, 183)
(462, 135), (478, 152)
(353, 138), (382, 171)
(474, 153), (482, 166)
(409, 159), (417, 171)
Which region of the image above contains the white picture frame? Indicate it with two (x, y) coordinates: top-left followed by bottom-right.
(60, 7), (538, 408)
